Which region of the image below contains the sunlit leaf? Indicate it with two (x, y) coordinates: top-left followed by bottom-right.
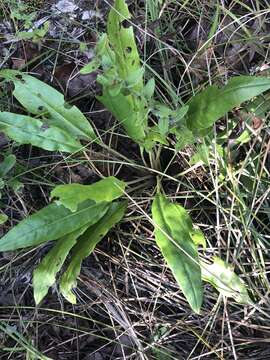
(96, 0), (149, 145)
(0, 112), (82, 153)
(0, 201), (109, 251)
(107, 0), (143, 91)
(0, 214), (8, 225)
(143, 78), (155, 100)
(151, 193), (203, 313)
(0, 70), (96, 141)
(187, 76), (270, 131)
(190, 228), (206, 249)
(201, 256), (252, 304)
(33, 225), (89, 305)
(60, 201), (127, 303)
(51, 176), (126, 212)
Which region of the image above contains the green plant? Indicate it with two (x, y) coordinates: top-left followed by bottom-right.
(1, 0), (270, 313)
(0, 70), (96, 153)
(0, 176), (126, 304)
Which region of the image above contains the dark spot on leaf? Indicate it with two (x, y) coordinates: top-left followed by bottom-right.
(121, 20), (129, 28)
(40, 123), (49, 131)
(131, 60), (135, 66)
(122, 88), (131, 96)
(38, 106), (44, 111)
(64, 102), (72, 109)
(15, 74), (25, 83)
(126, 47), (132, 54)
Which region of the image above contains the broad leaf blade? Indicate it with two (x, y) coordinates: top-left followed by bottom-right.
(33, 225), (89, 305)
(151, 193), (203, 313)
(187, 76), (270, 130)
(201, 257), (252, 304)
(0, 70), (96, 141)
(60, 200), (127, 303)
(51, 176), (126, 212)
(0, 201), (109, 251)
(0, 112), (82, 153)
(97, 90), (147, 143)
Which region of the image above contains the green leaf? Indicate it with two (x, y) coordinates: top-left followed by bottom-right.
(96, 0), (149, 145)
(0, 112), (82, 153)
(190, 228), (206, 249)
(0, 70), (96, 141)
(60, 201), (127, 303)
(158, 117), (169, 138)
(151, 193), (203, 313)
(189, 143), (210, 165)
(80, 58), (101, 74)
(97, 90), (147, 143)
(107, 0), (143, 91)
(51, 176), (126, 212)
(201, 256), (252, 304)
(144, 126), (168, 151)
(187, 76), (270, 131)
(0, 214), (8, 225)
(0, 201), (109, 251)
(143, 78), (155, 100)
(0, 154), (16, 178)
(33, 225), (89, 305)
(171, 124), (194, 151)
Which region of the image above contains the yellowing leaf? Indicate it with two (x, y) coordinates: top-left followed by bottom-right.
(151, 193), (203, 313)
(51, 176), (126, 212)
(201, 256), (252, 304)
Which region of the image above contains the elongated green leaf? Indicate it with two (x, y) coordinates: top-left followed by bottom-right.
(107, 0), (142, 91)
(201, 257), (252, 304)
(0, 201), (109, 251)
(60, 201), (127, 303)
(96, 0), (149, 145)
(33, 225), (89, 305)
(151, 193), (202, 313)
(0, 154), (16, 178)
(0, 214), (8, 225)
(0, 112), (81, 153)
(187, 76), (270, 130)
(0, 70), (96, 141)
(51, 176), (126, 212)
